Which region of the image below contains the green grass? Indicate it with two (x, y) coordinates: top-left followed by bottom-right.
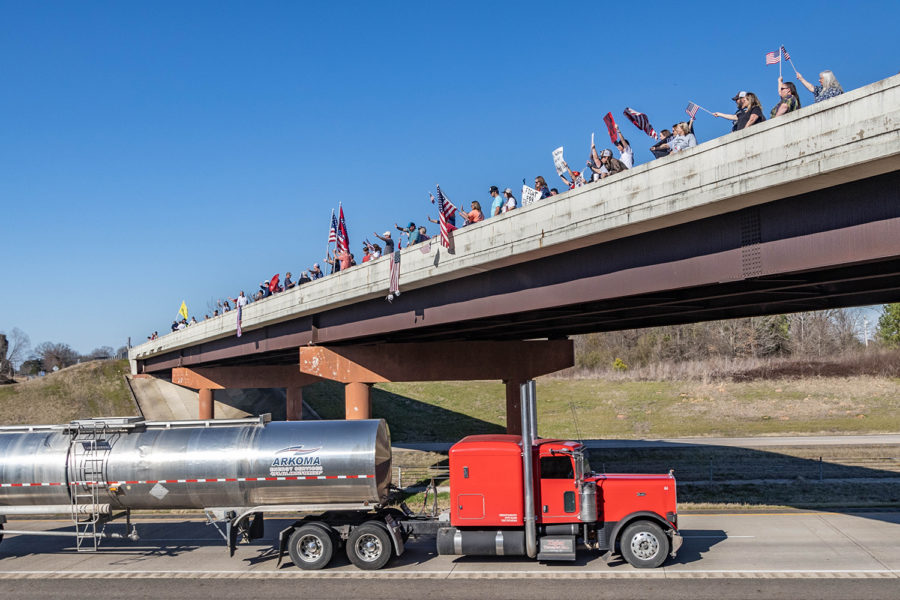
(0, 360), (138, 424)
(302, 377), (900, 442)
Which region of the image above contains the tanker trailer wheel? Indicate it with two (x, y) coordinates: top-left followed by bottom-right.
(620, 521), (669, 569)
(288, 524), (334, 570)
(345, 523), (392, 570)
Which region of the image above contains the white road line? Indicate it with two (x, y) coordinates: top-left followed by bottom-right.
(0, 569), (896, 579)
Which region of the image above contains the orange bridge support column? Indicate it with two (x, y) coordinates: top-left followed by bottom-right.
(198, 388), (215, 420)
(345, 382), (372, 420)
(504, 379), (524, 436)
(286, 387), (303, 421)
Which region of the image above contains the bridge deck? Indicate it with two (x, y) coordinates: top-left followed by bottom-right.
(131, 74), (900, 374)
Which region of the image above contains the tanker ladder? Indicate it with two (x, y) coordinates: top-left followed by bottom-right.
(66, 418), (137, 551)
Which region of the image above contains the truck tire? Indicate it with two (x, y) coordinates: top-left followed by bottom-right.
(345, 523), (392, 570)
(620, 521), (669, 569)
(288, 523), (334, 570)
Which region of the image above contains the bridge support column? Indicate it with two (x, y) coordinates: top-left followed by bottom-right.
(504, 379), (524, 435)
(286, 387), (303, 421)
(198, 388), (215, 420)
(345, 382), (372, 420)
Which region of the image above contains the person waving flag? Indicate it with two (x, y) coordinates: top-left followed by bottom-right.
(431, 185), (458, 249)
(337, 204), (350, 254)
(328, 209), (337, 245)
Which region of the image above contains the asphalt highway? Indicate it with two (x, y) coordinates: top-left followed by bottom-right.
(0, 511), (897, 598)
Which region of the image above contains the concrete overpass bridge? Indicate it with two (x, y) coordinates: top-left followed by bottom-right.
(130, 74), (900, 430)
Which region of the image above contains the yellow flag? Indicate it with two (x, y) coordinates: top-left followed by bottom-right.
(178, 301), (188, 321)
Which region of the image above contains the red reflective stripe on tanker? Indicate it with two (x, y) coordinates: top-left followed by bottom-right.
(1, 474), (374, 487)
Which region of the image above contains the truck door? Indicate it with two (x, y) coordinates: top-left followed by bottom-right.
(538, 455), (578, 521)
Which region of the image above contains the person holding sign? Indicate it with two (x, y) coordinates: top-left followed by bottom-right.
(557, 161), (586, 190)
(534, 176), (551, 199)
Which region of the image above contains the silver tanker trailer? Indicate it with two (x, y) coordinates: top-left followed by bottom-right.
(0, 415), (408, 570)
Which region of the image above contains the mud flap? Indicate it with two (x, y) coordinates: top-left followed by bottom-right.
(275, 525), (294, 568)
(670, 530), (683, 557)
(383, 514), (405, 557)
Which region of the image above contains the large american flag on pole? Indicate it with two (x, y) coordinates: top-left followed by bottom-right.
(337, 205), (350, 254)
(623, 107), (657, 139)
(432, 185), (458, 249)
(328, 209), (337, 245)
(387, 250), (401, 300)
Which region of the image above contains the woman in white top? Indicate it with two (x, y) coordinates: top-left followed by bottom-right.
(502, 188), (517, 212)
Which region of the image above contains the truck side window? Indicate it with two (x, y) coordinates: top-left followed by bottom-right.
(540, 456), (573, 479)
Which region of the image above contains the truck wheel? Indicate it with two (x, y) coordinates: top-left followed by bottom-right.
(346, 523), (392, 570)
(288, 524), (334, 570)
(620, 521), (669, 569)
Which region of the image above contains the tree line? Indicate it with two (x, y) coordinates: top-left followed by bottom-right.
(0, 328), (126, 378)
(575, 305), (899, 371)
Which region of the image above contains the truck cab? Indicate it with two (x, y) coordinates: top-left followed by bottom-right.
(443, 434), (681, 568)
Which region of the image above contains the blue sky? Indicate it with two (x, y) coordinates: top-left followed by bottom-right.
(1, 1), (897, 354)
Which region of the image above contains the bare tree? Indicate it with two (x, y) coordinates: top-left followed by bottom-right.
(34, 342), (79, 371)
(0, 328), (31, 374)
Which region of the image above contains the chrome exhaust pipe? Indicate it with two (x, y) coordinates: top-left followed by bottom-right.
(520, 380), (537, 559)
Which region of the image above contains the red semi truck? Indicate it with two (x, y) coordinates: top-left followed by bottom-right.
(0, 383), (681, 570)
(424, 433), (681, 568)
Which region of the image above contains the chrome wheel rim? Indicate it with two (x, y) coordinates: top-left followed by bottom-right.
(630, 531), (660, 560)
(297, 534), (324, 562)
(354, 533), (383, 561)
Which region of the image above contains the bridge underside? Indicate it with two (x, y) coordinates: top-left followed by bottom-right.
(139, 170), (900, 374)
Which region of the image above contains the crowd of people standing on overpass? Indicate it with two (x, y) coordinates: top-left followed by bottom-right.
(149, 59), (848, 342)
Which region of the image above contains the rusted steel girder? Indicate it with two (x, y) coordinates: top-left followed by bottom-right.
(298, 340), (574, 383)
(172, 365), (320, 390)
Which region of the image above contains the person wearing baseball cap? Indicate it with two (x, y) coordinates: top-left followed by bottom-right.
(588, 144), (627, 180)
(374, 229), (394, 254)
(488, 185), (503, 217)
(712, 91), (749, 132)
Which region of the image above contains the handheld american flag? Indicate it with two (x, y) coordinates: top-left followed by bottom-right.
(685, 102), (700, 119)
(765, 50), (781, 65)
(386, 250), (401, 301)
(432, 185), (458, 249)
(328, 210), (338, 245)
(623, 107), (657, 139)
(780, 45), (791, 61)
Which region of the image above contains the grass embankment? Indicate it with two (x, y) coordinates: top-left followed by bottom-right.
(0, 360), (137, 424)
(304, 377), (900, 442)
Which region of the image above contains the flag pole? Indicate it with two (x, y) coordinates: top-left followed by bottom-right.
(326, 207), (334, 255)
(778, 46), (784, 78)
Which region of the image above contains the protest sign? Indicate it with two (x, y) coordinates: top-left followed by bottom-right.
(552, 146), (566, 176)
(521, 184), (541, 206)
